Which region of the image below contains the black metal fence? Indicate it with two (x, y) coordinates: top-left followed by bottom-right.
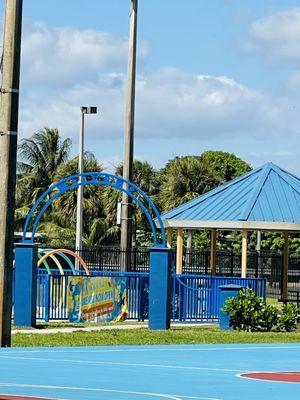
(182, 249), (289, 299)
(77, 247), (150, 272)
(39, 246), (300, 299)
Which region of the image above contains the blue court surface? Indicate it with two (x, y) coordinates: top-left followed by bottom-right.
(0, 343), (300, 400)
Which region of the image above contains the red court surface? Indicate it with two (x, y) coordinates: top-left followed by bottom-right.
(240, 371), (300, 383)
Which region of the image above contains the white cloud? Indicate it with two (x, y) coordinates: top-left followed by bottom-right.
(134, 68), (292, 141)
(19, 66), (292, 145)
(21, 21), (149, 86)
(244, 7), (300, 65)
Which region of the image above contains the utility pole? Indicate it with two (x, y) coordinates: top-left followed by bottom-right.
(0, 0), (23, 347)
(120, 0), (138, 271)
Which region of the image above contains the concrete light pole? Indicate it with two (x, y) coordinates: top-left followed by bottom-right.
(120, 0), (138, 271)
(0, 0), (23, 347)
(75, 106), (97, 269)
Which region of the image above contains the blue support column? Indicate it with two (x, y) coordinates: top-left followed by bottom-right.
(219, 284), (244, 330)
(14, 243), (38, 327)
(148, 247), (172, 330)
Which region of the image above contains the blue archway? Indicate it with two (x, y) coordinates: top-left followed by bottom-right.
(15, 172), (171, 330)
(22, 172), (166, 247)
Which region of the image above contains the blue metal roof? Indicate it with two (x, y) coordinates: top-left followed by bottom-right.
(161, 163), (300, 224)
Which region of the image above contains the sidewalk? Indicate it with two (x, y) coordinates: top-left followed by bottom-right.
(13, 322), (207, 335)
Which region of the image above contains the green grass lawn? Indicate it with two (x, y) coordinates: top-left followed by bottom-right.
(12, 325), (300, 347)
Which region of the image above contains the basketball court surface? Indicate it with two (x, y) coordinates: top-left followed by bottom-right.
(0, 343), (299, 400)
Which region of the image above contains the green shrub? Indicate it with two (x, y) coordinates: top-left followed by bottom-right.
(222, 288), (300, 333)
(276, 303), (300, 332)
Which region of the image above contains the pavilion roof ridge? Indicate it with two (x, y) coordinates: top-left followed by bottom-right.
(161, 164), (264, 221)
(239, 163), (273, 221)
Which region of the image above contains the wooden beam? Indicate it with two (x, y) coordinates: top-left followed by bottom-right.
(176, 228), (183, 274)
(282, 232), (289, 300)
(241, 230), (248, 278)
(166, 228), (173, 249)
(210, 229), (217, 275)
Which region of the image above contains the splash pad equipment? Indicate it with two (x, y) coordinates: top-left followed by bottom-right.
(37, 249), (89, 275)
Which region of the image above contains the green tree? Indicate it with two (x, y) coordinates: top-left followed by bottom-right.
(199, 150), (251, 183)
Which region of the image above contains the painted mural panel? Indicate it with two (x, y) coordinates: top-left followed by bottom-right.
(68, 276), (127, 323)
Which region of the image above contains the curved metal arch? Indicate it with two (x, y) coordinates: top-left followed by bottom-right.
(38, 248), (76, 274)
(22, 172), (166, 247)
(41, 253), (65, 275)
(37, 253), (52, 275)
(37, 249), (90, 276)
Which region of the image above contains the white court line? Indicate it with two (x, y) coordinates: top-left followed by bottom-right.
(0, 392), (66, 400)
(0, 383), (222, 400)
(4, 344), (300, 354)
(0, 355), (241, 373)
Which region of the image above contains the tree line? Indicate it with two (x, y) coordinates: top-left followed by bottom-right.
(15, 128), (299, 253)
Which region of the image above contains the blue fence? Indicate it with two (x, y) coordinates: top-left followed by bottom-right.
(36, 272), (266, 323)
(172, 274), (266, 322)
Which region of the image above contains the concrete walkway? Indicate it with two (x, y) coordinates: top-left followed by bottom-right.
(13, 322), (208, 335)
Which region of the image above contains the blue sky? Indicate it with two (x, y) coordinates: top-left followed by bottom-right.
(2, 0), (300, 172)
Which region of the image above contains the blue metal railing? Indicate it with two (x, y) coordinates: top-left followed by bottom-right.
(171, 274), (266, 322)
(36, 272), (266, 322)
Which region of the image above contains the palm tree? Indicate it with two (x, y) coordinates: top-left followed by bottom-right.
(84, 217), (119, 246)
(158, 156), (220, 211)
(101, 160), (159, 232)
(52, 152), (103, 224)
(17, 128), (71, 204)
(15, 128), (71, 234)
(38, 152), (106, 246)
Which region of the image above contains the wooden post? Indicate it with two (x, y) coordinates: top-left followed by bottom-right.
(210, 229), (217, 275)
(241, 230), (248, 278)
(282, 232), (289, 300)
(176, 228), (183, 274)
(166, 228), (173, 249)
(0, 0), (23, 347)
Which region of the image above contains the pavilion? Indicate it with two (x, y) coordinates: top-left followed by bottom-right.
(160, 162), (300, 299)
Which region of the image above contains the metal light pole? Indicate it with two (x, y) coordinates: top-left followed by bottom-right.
(0, 0), (23, 347)
(75, 106), (97, 270)
(120, 0), (138, 271)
